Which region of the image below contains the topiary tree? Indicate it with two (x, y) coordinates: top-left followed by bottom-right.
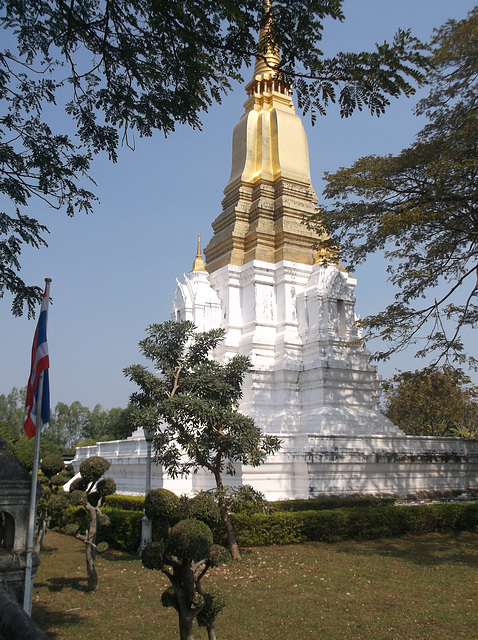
(142, 490), (229, 640)
(145, 488), (181, 539)
(66, 456), (116, 590)
(35, 453), (65, 552)
(178, 492), (224, 544)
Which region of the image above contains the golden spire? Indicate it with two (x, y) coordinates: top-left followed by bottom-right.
(254, 0), (281, 77)
(245, 0), (288, 97)
(192, 235), (207, 272)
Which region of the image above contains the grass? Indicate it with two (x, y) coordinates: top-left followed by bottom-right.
(32, 530), (478, 640)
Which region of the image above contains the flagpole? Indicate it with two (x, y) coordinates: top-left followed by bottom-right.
(23, 278), (52, 615)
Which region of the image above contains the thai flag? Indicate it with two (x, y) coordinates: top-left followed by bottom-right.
(24, 287), (50, 438)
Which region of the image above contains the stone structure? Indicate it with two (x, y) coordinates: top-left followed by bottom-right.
(73, 36), (478, 500)
(0, 437), (41, 606)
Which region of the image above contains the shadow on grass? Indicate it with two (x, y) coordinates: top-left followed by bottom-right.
(35, 576), (89, 592)
(32, 603), (85, 639)
(336, 532), (478, 567)
(39, 545), (59, 555)
(99, 550), (140, 564)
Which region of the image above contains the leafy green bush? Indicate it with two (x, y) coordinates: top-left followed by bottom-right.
(145, 488), (180, 522)
(179, 492), (222, 532)
(104, 494), (145, 511)
(40, 453), (64, 479)
(79, 456), (110, 484)
(270, 496), (396, 512)
(97, 507), (142, 551)
(168, 519), (214, 563)
(227, 485), (271, 515)
(142, 540), (166, 570)
(231, 503), (478, 546)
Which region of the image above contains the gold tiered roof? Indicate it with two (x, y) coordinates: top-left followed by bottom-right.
(204, 4), (335, 273)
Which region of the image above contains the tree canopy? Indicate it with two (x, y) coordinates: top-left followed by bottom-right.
(0, 0), (429, 317)
(383, 367), (478, 438)
(124, 320), (281, 559)
(315, 8), (478, 369)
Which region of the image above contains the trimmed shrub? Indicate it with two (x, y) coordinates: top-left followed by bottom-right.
(40, 454), (64, 479)
(79, 456), (110, 484)
(47, 493), (69, 528)
(96, 477), (116, 497)
(270, 496), (396, 512)
(104, 494), (145, 511)
(231, 503), (478, 546)
(168, 519), (214, 563)
(97, 507), (143, 551)
(142, 540), (166, 570)
(145, 488), (180, 522)
(179, 492), (222, 531)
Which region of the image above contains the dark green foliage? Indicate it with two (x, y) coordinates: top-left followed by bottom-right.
(231, 503), (478, 546)
(97, 508), (142, 552)
(40, 454), (64, 480)
(227, 484), (271, 514)
(270, 496), (397, 512)
(197, 593), (226, 629)
(69, 477), (88, 492)
(168, 519), (214, 563)
(8, 435), (62, 472)
(317, 8), (478, 369)
(383, 368), (478, 437)
(141, 540), (167, 571)
(96, 478), (117, 498)
(47, 493), (69, 528)
(104, 494), (144, 511)
(179, 492), (223, 538)
(79, 457), (110, 484)
(208, 544), (231, 567)
(49, 474), (66, 487)
(161, 587), (179, 611)
(69, 490), (87, 507)
(144, 488), (180, 522)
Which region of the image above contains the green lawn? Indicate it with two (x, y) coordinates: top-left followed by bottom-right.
(32, 530), (477, 640)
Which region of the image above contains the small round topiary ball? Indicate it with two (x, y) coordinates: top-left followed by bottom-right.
(142, 540), (166, 571)
(41, 453), (64, 479)
(96, 477), (116, 497)
(144, 488), (180, 522)
(168, 518), (213, 563)
(80, 456), (110, 484)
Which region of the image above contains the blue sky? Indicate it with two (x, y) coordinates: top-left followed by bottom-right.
(1, 0), (476, 411)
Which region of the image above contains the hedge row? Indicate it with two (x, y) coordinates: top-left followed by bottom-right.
(56, 501), (478, 552)
(230, 503), (478, 546)
(269, 496), (397, 512)
(104, 494), (145, 511)
(97, 507), (143, 551)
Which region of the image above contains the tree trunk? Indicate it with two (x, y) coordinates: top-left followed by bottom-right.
(215, 473), (241, 560)
(85, 503), (98, 591)
(206, 622), (217, 640)
(178, 615), (195, 640)
(34, 517), (48, 554)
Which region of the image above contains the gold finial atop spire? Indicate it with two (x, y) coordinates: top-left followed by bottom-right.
(192, 234), (207, 272)
(254, 0), (281, 77)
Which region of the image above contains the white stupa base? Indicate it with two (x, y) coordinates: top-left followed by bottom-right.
(72, 431), (478, 501)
